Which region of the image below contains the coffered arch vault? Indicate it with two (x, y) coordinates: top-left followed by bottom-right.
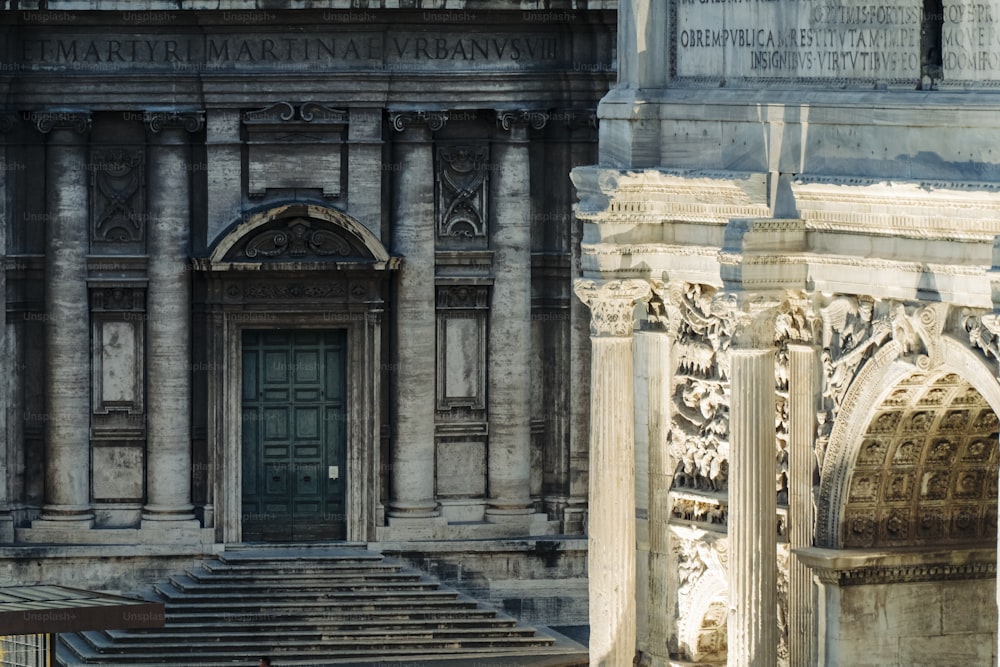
(818, 337), (1000, 549)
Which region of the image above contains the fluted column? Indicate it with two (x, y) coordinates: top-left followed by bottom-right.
(35, 111), (93, 527)
(486, 110), (545, 522)
(142, 111), (202, 526)
(646, 327), (674, 664)
(574, 278), (650, 667)
(728, 346), (778, 667)
(387, 111), (446, 519)
(788, 343), (820, 666)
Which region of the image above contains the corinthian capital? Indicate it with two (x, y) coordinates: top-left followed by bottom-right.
(389, 110), (448, 133)
(574, 279), (651, 338)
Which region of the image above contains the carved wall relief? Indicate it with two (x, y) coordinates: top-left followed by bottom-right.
(674, 529), (729, 665)
(668, 283), (734, 496)
(436, 144), (489, 240)
(90, 148), (145, 250)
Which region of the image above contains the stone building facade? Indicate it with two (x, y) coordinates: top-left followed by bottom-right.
(577, 0), (1000, 665)
(0, 0), (614, 623)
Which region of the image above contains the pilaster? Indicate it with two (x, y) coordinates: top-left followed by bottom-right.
(574, 278), (651, 667)
(141, 110), (203, 530)
(33, 111), (94, 530)
(386, 110), (447, 523)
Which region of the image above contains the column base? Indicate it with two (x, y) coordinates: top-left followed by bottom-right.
(377, 515), (449, 541)
(37, 504), (95, 527)
(386, 499), (440, 519)
(141, 503), (196, 522)
(484, 499), (533, 524)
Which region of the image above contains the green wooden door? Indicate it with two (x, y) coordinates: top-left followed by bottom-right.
(241, 330), (347, 541)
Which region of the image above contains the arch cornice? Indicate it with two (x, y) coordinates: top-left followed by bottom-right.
(817, 336), (1000, 548)
(200, 203), (397, 271)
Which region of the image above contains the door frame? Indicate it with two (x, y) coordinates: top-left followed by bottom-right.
(194, 203), (397, 544)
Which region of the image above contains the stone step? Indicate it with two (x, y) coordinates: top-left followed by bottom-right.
(203, 560), (404, 575)
(58, 633), (582, 667)
(170, 572), (438, 593)
(188, 565), (420, 583)
(98, 625), (543, 645)
(56, 547), (583, 667)
(106, 616), (520, 636)
(154, 580), (460, 603)
(159, 607), (504, 624)
(77, 630), (555, 654)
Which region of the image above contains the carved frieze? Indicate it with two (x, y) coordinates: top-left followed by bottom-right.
(436, 145), (489, 239)
(90, 148), (145, 245)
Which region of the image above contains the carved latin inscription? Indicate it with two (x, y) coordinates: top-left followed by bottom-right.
(673, 0), (925, 83)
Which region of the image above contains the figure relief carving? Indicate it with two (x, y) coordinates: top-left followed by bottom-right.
(90, 148), (145, 244)
(667, 283), (735, 495)
(437, 145), (489, 239)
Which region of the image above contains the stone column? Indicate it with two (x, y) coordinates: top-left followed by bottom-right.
(387, 111), (446, 520)
(142, 111), (203, 528)
(34, 111), (93, 528)
(728, 345), (778, 667)
(486, 110), (545, 524)
(574, 278), (650, 667)
(0, 114), (15, 542)
(788, 343), (820, 666)
(566, 114), (598, 535)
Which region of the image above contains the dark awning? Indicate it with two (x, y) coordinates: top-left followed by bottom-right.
(0, 585), (164, 634)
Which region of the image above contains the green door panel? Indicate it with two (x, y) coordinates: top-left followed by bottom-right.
(241, 330), (347, 541)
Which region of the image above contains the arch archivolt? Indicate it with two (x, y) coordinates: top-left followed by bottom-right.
(817, 317), (1000, 548)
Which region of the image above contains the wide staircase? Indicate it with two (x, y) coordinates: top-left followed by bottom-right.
(56, 546), (587, 666)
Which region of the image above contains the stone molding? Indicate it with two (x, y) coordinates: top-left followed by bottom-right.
(572, 167), (771, 224)
(573, 278), (651, 337)
(792, 176), (1000, 241)
(795, 546), (997, 586)
(143, 111), (204, 134)
(30, 110), (91, 135)
(389, 110), (448, 133)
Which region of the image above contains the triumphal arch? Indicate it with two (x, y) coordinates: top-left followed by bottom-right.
(576, 0), (1000, 664)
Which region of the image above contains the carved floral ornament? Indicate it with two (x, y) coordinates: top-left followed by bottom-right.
(573, 279), (651, 337)
(240, 217), (359, 260)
